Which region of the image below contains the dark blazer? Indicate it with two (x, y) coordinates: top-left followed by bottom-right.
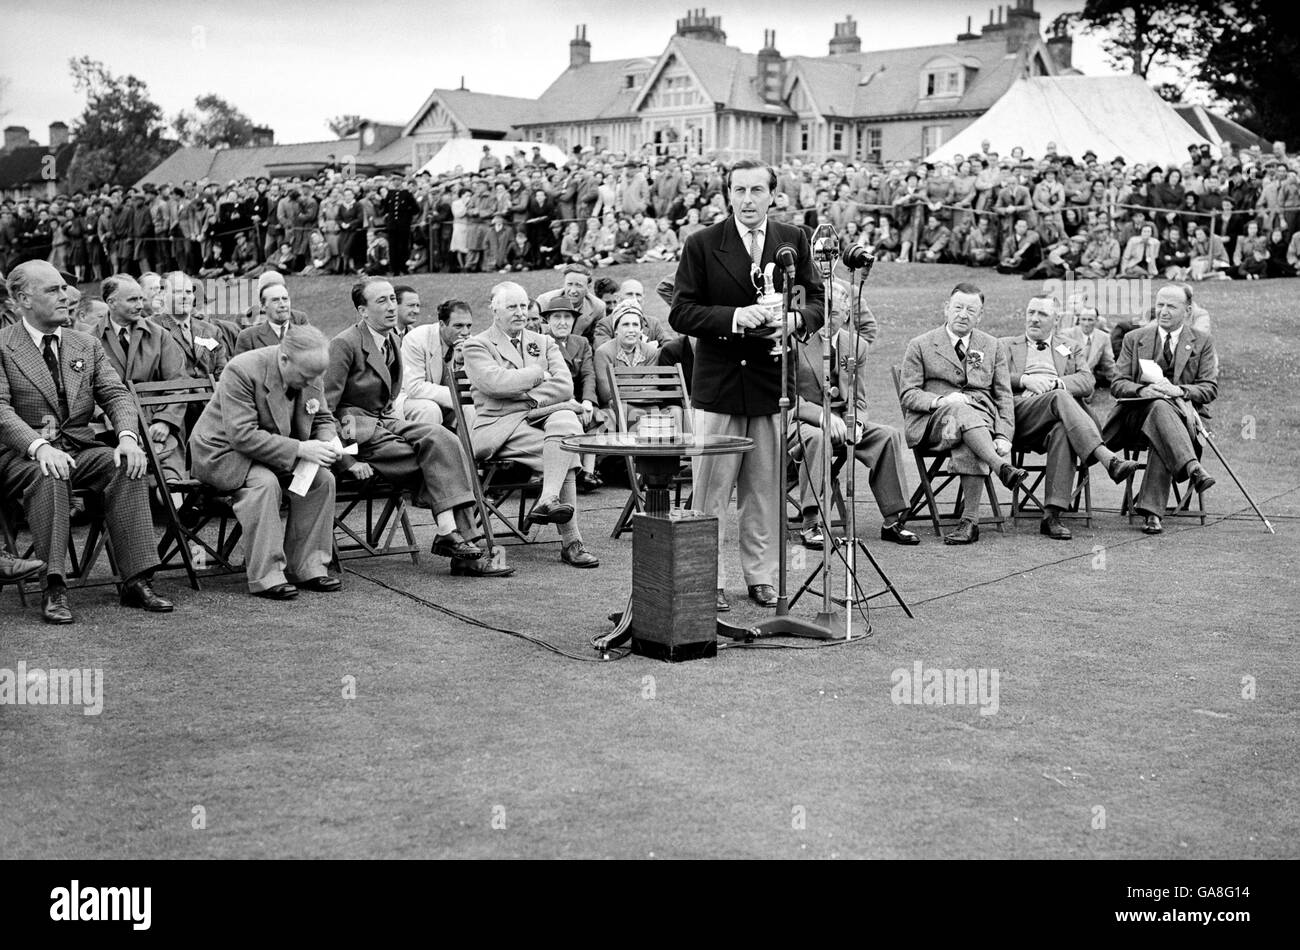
(325, 321), (402, 448)
(190, 346), (335, 491)
(79, 314), (188, 433)
(669, 214), (823, 416)
(234, 320), (288, 355)
(1103, 322), (1218, 446)
(550, 332), (597, 405)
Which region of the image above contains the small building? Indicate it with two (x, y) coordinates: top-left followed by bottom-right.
(0, 122), (76, 200)
(401, 87), (537, 170)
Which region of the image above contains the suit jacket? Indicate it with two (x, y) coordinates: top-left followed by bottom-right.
(189, 346), (335, 491)
(669, 215), (824, 416)
(234, 320), (289, 355)
(793, 328), (869, 420)
(325, 321), (403, 450)
(461, 324), (574, 458)
(549, 332), (596, 405)
(78, 314), (188, 433)
(156, 312), (228, 380)
(1103, 322), (1218, 444)
(398, 323), (454, 406)
(898, 326), (1015, 447)
(1063, 326), (1116, 384)
(0, 323), (136, 460)
(998, 333), (1094, 404)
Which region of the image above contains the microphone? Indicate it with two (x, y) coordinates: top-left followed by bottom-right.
(810, 224), (840, 264)
(841, 242), (876, 278)
(775, 243), (797, 274)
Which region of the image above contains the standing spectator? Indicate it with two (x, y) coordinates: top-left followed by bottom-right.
(382, 177), (420, 276)
(525, 188), (555, 268)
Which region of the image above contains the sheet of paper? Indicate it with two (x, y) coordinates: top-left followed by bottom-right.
(289, 437), (356, 497)
(1138, 358), (1166, 384)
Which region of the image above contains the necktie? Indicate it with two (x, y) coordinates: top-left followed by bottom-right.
(119, 328), (130, 355)
(1035, 340), (1048, 351)
(383, 337), (397, 377)
(512, 335), (524, 357)
(1160, 332), (1173, 371)
(955, 339), (966, 363)
(286, 387), (301, 404)
(748, 228), (762, 266)
(41, 335), (69, 419)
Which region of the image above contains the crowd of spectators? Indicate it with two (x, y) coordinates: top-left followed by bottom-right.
(2, 137), (1297, 285)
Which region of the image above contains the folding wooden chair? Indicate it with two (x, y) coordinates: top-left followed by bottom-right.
(1009, 447), (1093, 526)
(0, 490), (122, 604)
(891, 366), (1004, 536)
(447, 368), (541, 544)
(130, 377), (244, 589)
(606, 363), (693, 539)
(332, 470), (421, 563)
(1119, 446), (1206, 525)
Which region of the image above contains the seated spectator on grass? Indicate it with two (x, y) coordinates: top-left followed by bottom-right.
(1287, 229), (1300, 276)
(917, 214), (952, 263)
(504, 231), (532, 272)
(996, 219), (1042, 274)
(1265, 227), (1295, 278)
(1023, 232), (1086, 281)
(1075, 225), (1121, 279)
(1188, 224), (1231, 281)
(1119, 223), (1160, 278)
(611, 218), (644, 264)
(1232, 220), (1268, 280)
(1157, 225), (1193, 280)
(641, 217), (680, 262)
(677, 207), (704, 244)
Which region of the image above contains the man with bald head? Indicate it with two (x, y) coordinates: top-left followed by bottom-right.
(81, 273), (189, 481)
(156, 271), (228, 382)
(191, 325), (342, 599)
(0, 261), (173, 622)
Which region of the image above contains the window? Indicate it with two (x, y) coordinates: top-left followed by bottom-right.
(925, 69), (962, 97)
(922, 125), (947, 155)
(866, 127), (882, 164)
(799, 122), (811, 153)
(625, 75), (635, 89)
(832, 123), (845, 153)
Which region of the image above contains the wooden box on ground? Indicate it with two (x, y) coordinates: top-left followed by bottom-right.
(630, 513), (717, 662)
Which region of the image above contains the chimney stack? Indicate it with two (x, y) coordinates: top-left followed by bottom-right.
(3, 125), (30, 153)
(829, 15), (862, 56)
(675, 8), (726, 44)
(757, 30), (785, 103)
(48, 122), (69, 149)
(1003, 0), (1041, 52)
(570, 24), (591, 67)
(1046, 18), (1073, 70)
(958, 15), (979, 41)
(251, 126), (274, 147)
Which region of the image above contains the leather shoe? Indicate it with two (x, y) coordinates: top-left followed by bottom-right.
(524, 496), (574, 531)
(560, 541), (599, 568)
(450, 554), (516, 577)
(0, 548), (43, 579)
(799, 525), (824, 550)
(1142, 515), (1164, 535)
(575, 470), (602, 494)
(1040, 515), (1072, 540)
(943, 518), (980, 545)
(747, 583), (778, 608)
(1187, 464), (1216, 494)
(880, 522), (920, 545)
(120, 576), (174, 612)
(998, 462), (1029, 490)
(295, 575), (342, 592)
(1107, 456), (1142, 484)
(430, 531), (483, 559)
(716, 588), (731, 612)
(253, 583), (299, 600)
(42, 585), (73, 624)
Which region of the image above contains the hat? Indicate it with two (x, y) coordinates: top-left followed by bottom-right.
(257, 270), (286, 296)
(1111, 157), (1126, 166)
(541, 298), (579, 319)
(1082, 149), (1097, 160)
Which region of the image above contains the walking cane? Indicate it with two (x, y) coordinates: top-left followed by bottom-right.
(1175, 397), (1276, 533)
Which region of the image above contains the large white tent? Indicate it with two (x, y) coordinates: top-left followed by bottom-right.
(924, 76), (1214, 167)
(417, 138), (567, 177)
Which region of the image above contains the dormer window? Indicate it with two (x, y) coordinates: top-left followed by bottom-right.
(920, 55), (976, 99)
(925, 69), (962, 97)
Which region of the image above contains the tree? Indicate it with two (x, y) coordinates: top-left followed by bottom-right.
(174, 94), (256, 149)
(66, 56), (176, 189)
(0, 75), (10, 122)
(1071, 1), (1219, 80)
(1198, 0), (1300, 144)
(327, 114), (363, 138)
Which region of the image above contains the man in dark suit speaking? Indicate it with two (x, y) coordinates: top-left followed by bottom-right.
(669, 160), (823, 611)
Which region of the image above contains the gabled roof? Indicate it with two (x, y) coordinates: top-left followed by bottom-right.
(0, 143), (76, 188)
(522, 58), (646, 126)
(137, 139), (365, 186)
(1173, 105), (1268, 151)
(402, 89), (537, 137)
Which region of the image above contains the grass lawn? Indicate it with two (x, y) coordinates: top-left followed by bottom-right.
(1, 262), (1296, 859)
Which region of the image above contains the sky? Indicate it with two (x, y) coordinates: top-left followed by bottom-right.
(1, 0), (1115, 145)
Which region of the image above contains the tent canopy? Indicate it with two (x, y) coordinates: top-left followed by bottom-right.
(925, 76), (1213, 168)
(417, 138), (567, 177)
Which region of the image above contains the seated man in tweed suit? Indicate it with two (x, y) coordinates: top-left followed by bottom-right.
(0, 261), (173, 623)
(897, 283), (1027, 545)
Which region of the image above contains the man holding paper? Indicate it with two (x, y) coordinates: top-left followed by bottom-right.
(1103, 284), (1218, 535)
(190, 325), (342, 600)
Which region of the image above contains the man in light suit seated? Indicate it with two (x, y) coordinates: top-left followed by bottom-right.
(189, 325), (342, 600)
(327, 277), (509, 577)
(897, 282), (1027, 545)
(1102, 283), (1218, 535)
(790, 279), (917, 550)
(461, 281), (599, 569)
(395, 298), (476, 429)
(998, 295), (1140, 540)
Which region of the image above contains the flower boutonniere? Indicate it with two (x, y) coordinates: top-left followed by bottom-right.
(966, 349), (985, 369)
(305, 397), (321, 415)
(70, 358), (86, 372)
(526, 341), (541, 358)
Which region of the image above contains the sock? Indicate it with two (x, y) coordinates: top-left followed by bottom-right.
(541, 438), (570, 499)
(959, 475), (984, 522)
(557, 471), (581, 546)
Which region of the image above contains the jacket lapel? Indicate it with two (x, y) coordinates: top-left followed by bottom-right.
(929, 327), (964, 372)
(1173, 327), (1194, 381)
(264, 357), (292, 436)
(1048, 334), (1069, 376)
(7, 328), (61, 414)
(1006, 337), (1027, 379)
(61, 333), (86, 408)
(97, 318), (129, 379)
(489, 324), (523, 368)
(358, 323), (391, 392)
(712, 216), (761, 301)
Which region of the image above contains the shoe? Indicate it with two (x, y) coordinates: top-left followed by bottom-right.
(560, 541), (599, 568)
(120, 576), (174, 612)
(430, 531), (483, 559)
(253, 583), (299, 600)
(295, 575), (342, 592)
(747, 584), (778, 608)
(943, 518), (980, 544)
(575, 470), (602, 494)
(0, 549), (43, 579)
(1142, 515), (1164, 535)
(42, 585), (74, 624)
(1107, 456), (1142, 484)
(524, 496), (574, 530)
(450, 554), (516, 577)
(880, 522), (920, 545)
(1187, 464), (1216, 494)
(1040, 515), (1072, 540)
(716, 588), (731, 612)
(998, 462), (1029, 490)
(799, 525), (824, 550)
